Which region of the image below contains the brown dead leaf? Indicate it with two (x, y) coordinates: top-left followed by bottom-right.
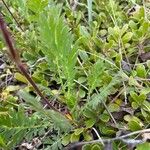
(140, 52), (150, 62)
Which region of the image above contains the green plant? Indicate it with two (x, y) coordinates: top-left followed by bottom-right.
(0, 0), (150, 150)
(0, 105), (49, 149)
(38, 4), (77, 107)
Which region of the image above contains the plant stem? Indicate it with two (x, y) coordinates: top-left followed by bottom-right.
(0, 13), (61, 114)
(87, 0), (92, 24)
(17, 63), (59, 112)
(66, 128), (150, 149)
(2, 0), (24, 31)
(0, 14), (20, 63)
(92, 127), (104, 146)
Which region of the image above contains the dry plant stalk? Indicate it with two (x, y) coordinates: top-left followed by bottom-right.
(0, 13), (60, 113)
(1, 0), (24, 31)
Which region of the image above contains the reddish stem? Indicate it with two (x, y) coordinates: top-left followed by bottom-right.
(0, 14), (20, 63)
(0, 13), (60, 113)
(17, 63), (59, 112)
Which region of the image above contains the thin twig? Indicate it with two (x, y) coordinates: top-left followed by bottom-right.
(92, 127), (104, 146)
(77, 57), (88, 76)
(66, 128), (150, 149)
(123, 82), (127, 104)
(95, 88), (118, 128)
(30, 57), (46, 68)
(2, 0), (24, 31)
(74, 79), (88, 91)
(111, 87), (124, 103)
(134, 123), (150, 140)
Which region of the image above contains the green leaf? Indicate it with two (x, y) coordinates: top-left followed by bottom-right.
(82, 144), (92, 150)
(133, 7), (145, 20)
(141, 88), (150, 95)
(79, 89), (86, 98)
(39, 4), (77, 92)
(136, 64), (146, 78)
(14, 72), (28, 84)
(18, 90), (72, 132)
(0, 136), (6, 149)
(129, 76), (141, 87)
(62, 135), (71, 146)
(65, 92), (77, 108)
(130, 91), (146, 105)
(78, 77), (87, 84)
(87, 0), (93, 23)
(147, 60), (150, 69)
(129, 20), (137, 30)
(108, 26), (120, 41)
(125, 116), (143, 131)
(122, 32), (133, 43)
(0, 105), (46, 149)
(22, 51), (37, 62)
(70, 133), (80, 143)
(139, 21), (149, 36)
(91, 144), (102, 150)
(108, 103), (120, 112)
(48, 110), (72, 132)
(132, 102), (139, 109)
(121, 24), (128, 36)
(5, 85), (20, 92)
(27, 0), (48, 14)
(74, 128), (84, 135)
(86, 76), (119, 109)
(18, 90), (43, 111)
(143, 101), (150, 113)
(136, 142), (150, 150)
(88, 60), (105, 92)
(100, 29), (107, 37)
(128, 120), (142, 131)
(130, 91), (138, 101)
(85, 119), (96, 128)
(99, 125), (116, 135)
(141, 108), (148, 118)
(104, 40), (114, 50)
(138, 94), (146, 104)
(83, 132), (92, 141)
(99, 114), (110, 122)
(79, 51), (89, 62)
(83, 108), (97, 118)
(80, 26), (90, 37)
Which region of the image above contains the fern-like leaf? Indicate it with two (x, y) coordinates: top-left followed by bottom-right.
(88, 60), (105, 93)
(85, 75), (120, 109)
(18, 90), (72, 133)
(39, 5), (77, 93)
(0, 105), (48, 150)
